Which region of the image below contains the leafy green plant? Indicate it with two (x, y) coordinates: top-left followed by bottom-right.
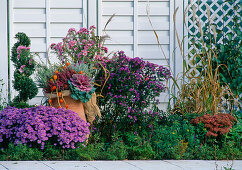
(0, 143), (43, 161)
(10, 32), (38, 104)
(214, 0), (241, 99)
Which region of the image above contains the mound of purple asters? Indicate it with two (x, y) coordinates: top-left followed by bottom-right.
(95, 51), (171, 137)
(0, 106), (90, 149)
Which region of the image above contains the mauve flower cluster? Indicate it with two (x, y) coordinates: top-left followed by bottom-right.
(95, 51), (171, 136)
(0, 106), (90, 149)
(50, 26), (108, 64)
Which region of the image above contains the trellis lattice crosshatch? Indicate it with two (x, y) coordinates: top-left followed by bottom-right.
(187, 0), (241, 55)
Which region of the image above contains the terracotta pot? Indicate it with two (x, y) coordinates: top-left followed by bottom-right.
(45, 90), (87, 122)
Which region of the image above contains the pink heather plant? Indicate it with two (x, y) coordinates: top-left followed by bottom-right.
(0, 106), (90, 149)
(50, 26), (108, 64)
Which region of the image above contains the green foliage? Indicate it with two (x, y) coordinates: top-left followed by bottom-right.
(10, 101), (34, 109)
(0, 143), (43, 161)
(0, 116), (241, 161)
(125, 133), (154, 160)
(214, 0), (242, 98)
(101, 133), (128, 160)
(11, 32), (38, 104)
(151, 114), (197, 159)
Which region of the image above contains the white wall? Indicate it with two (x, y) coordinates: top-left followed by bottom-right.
(9, 0), (86, 104)
(0, 0), (8, 104)
(101, 0), (185, 110)
(4, 0), (186, 109)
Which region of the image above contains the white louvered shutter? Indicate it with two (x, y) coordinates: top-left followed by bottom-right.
(101, 0), (178, 110)
(9, 0), (87, 104)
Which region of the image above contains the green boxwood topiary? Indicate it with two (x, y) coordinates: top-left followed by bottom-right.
(11, 32), (38, 104)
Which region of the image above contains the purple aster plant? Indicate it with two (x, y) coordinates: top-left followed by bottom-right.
(0, 106), (90, 149)
(95, 51), (171, 138)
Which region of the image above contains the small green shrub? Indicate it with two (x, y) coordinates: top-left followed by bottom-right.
(11, 32), (38, 104)
(0, 143), (43, 161)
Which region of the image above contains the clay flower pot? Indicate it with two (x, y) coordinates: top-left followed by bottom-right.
(45, 90), (87, 122)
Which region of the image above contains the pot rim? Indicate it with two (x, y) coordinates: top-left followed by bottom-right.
(44, 90), (71, 98)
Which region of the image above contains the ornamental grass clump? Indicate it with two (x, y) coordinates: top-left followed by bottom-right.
(95, 51), (171, 139)
(170, 4), (238, 116)
(0, 106), (90, 149)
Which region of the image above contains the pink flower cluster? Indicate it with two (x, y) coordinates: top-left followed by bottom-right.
(17, 46), (30, 54)
(50, 26), (108, 64)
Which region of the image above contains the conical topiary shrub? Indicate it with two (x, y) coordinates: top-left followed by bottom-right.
(11, 32), (38, 105)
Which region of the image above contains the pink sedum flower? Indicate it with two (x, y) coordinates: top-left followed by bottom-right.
(95, 55), (103, 61)
(50, 43), (56, 49)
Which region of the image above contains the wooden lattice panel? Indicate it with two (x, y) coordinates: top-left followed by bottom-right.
(187, 0), (241, 55)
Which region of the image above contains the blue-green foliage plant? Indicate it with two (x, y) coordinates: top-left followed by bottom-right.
(68, 80), (96, 103)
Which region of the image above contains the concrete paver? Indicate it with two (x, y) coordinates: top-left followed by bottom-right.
(206, 160), (242, 170)
(0, 160), (241, 170)
(82, 161), (141, 170)
(42, 161), (97, 170)
(164, 160), (220, 170)
(0, 161), (52, 170)
(124, 160), (183, 170)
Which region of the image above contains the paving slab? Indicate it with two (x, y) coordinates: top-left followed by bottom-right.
(0, 161), (52, 170)
(82, 161), (140, 170)
(124, 160), (183, 170)
(165, 160), (218, 170)
(42, 161), (97, 170)
(206, 160), (242, 170)
(0, 160), (241, 170)
(165, 160), (242, 170)
(0, 164), (7, 170)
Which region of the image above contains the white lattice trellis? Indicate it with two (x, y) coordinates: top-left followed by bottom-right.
(187, 0), (241, 55)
